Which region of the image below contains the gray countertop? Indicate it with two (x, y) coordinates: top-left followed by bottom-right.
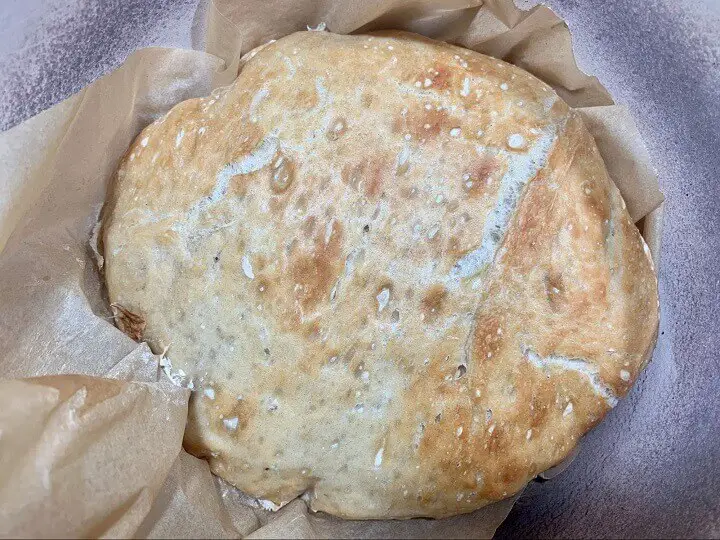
(1, 1), (719, 537)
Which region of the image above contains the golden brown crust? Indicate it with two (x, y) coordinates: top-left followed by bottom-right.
(103, 30), (658, 519)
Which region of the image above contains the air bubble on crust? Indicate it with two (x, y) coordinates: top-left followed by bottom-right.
(223, 417), (239, 430)
(242, 255), (255, 279)
(376, 287), (390, 312)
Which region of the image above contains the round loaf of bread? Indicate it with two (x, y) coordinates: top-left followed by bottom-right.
(102, 30), (659, 519)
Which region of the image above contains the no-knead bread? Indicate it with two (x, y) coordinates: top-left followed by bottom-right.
(103, 30), (659, 519)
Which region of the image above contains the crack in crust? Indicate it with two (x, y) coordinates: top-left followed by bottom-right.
(522, 346), (619, 407)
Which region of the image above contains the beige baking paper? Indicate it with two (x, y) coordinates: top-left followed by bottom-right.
(0, 0), (663, 538)
(0, 346), (190, 538)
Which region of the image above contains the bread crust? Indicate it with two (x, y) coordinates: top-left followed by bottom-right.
(103, 30), (659, 519)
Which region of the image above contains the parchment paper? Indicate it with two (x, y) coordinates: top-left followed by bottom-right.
(0, 0), (663, 537)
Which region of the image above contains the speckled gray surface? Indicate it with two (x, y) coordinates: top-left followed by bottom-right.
(1, 0), (719, 537)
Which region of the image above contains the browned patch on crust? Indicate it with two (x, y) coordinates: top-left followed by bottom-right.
(302, 320), (322, 340)
(213, 392), (257, 434)
(420, 285), (448, 323)
(413, 398), (476, 500)
(529, 394), (552, 429)
(516, 183), (549, 240)
(391, 115), (404, 134)
(256, 276), (272, 297)
(111, 303), (145, 341)
(472, 314), (504, 363)
(184, 388), (259, 456)
(341, 160), (387, 199)
(403, 106), (453, 140)
(543, 264), (605, 322)
(301, 215), (317, 237)
(430, 64), (452, 90)
(463, 155), (499, 199)
(290, 219), (344, 314)
(365, 160), (385, 199)
(341, 163), (363, 191)
(497, 461), (525, 492)
(404, 355), (459, 414)
(485, 423), (510, 454)
(544, 271), (564, 311)
(500, 178), (554, 269)
(253, 254), (267, 272)
(409, 62), (453, 92)
(446, 235), (464, 259)
(295, 88), (318, 110)
(581, 182), (611, 224)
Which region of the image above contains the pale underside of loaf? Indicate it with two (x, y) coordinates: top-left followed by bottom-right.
(102, 30), (659, 519)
